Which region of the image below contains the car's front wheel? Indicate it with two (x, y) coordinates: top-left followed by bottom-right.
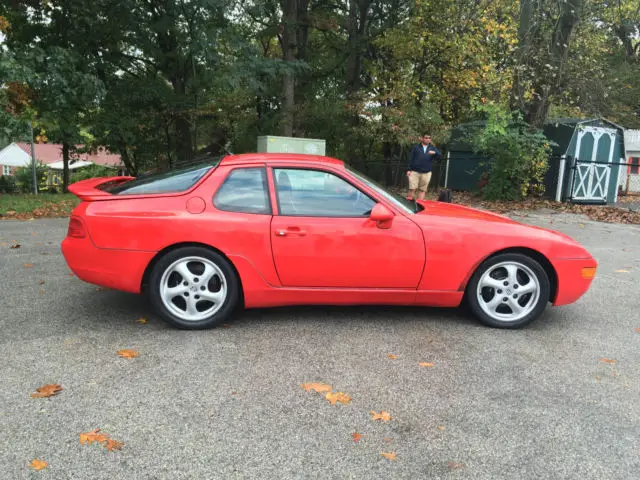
(466, 253), (550, 329)
(148, 246), (240, 329)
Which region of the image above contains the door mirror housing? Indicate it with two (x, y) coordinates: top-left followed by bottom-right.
(369, 203), (394, 228)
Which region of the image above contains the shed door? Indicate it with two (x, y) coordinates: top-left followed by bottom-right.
(571, 126), (616, 202)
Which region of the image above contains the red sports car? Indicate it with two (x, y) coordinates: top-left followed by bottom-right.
(61, 153), (597, 329)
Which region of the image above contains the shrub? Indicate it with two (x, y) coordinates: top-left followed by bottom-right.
(470, 105), (553, 201)
(14, 163), (48, 193)
(70, 164), (117, 183)
(0, 175), (17, 193)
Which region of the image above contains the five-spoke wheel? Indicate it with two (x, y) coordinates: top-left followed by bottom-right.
(467, 253), (550, 328)
(149, 246), (239, 329)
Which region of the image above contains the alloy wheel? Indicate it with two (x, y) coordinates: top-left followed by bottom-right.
(159, 256), (227, 322)
(476, 261), (541, 323)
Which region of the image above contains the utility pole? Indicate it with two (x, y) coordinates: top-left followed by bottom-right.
(28, 120), (37, 195)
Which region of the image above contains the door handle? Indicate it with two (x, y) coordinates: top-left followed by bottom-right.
(275, 227), (306, 237)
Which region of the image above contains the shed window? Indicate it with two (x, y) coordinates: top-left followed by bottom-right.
(630, 157), (640, 175)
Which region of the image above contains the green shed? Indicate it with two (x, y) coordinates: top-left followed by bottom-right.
(543, 118), (625, 204)
(445, 117), (626, 204)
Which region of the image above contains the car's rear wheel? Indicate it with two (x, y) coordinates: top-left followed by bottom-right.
(148, 246), (240, 329)
(466, 253), (550, 329)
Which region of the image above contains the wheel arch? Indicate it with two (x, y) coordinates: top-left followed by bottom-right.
(140, 242), (245, 307)
(462, 247), (558, 302)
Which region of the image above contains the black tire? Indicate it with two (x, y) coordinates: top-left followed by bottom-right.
(148, 246), (241, 329)
(466, 253), (550, 329)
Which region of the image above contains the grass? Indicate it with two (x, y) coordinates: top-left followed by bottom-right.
(0, 193), (80, 218)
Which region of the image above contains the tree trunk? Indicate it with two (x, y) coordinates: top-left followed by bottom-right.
(117, 139), (137, 176)
(62, 141), (70, 193)
(281, 0), (297, 137)
(515, 0), (583, 127)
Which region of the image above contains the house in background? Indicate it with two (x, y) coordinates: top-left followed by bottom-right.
(0, 142), (30, 176)
(0, 142), (125, 187)
(623, 129), (640, 194)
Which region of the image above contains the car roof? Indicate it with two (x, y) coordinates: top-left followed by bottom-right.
(219, 152), (344, 167)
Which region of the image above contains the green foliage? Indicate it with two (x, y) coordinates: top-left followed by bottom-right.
(0, 0), (638, 198)
(70, 165), (116, 183)
(13, 163), (48, 193)
(470, 104), (552, 201)
(0, 175), (18, 194)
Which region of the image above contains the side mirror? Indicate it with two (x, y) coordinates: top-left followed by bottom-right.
(369, 203), (394, 229)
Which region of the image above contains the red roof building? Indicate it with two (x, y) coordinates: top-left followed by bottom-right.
(15, 143), (122, 168)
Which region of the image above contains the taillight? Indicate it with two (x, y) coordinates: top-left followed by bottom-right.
(67, 217), (86, 238)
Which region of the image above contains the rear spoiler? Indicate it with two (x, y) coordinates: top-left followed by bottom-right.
(68, 176), (135, 201)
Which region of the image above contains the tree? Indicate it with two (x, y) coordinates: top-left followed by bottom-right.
(512, 0), (584, 127)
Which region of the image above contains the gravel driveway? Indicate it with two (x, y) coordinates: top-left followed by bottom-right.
(1, 212), (638, 479)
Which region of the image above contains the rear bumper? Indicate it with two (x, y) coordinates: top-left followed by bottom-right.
(61, 236), (155, 294)
(551, 257), (598, 306)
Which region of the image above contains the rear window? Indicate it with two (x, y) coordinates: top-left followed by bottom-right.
(105, 162), (217, 195)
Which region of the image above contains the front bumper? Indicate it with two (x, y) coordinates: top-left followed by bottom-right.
(551, 257), (598, 306)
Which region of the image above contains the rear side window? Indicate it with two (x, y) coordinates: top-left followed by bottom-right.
(106, 163), (216, 195)
(213, 167), (271, 214)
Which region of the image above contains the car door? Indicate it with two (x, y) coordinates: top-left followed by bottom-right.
(269, 166), (425, 288)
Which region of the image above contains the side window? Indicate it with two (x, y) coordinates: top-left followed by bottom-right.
(214, 167), (271, 214)
(274, 168), (375, 217)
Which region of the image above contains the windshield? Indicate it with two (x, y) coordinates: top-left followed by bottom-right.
(105, 161), (218, 195)
(346, 165), (422, 214)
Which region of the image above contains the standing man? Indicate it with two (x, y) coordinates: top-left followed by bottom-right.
(407, 133), (442, 200)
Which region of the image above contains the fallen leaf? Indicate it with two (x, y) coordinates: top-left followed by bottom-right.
(301, 382), (332, 393)
(30, 384), (63, 398)
(438, 425), (446, 431)
(104, 438), (124, 451)
(595, 376), (601, 381)
(615, 269), (630, 273)
(39, 290), (44, 294)
(352, 432), (363, 442)
(371, 411), (392, 422)
(31, 232), (37, 236)
(383, 437), (393, 443)
(79, 428), (123, 451)
(448, 461), (465, 470)
(117, 349), (139, 359)
(136, 317), (148, 324)
(80, 429), (108, 445)
(67, 272), (74, 276)
(38, 280), (45, 285)
(578, 223), (585, 228)
(387, 354), (397, 360)
(325, 391), (352, 405)
(221, 323), (232, 328)
(10, 243), (20, 249)
(600, 358), (616, 364)
(29, 459), (48, 471)
(635, 328), (640, 334)
(419, 362), (436, 368)
(24, 263), (34, 268)
(380, 452), (397, 461)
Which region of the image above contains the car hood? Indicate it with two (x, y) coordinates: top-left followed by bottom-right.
(414, 200), (517, 223)
(411, 200), (592, 259)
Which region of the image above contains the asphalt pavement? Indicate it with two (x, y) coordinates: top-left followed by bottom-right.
(0, 211), (638, 479)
